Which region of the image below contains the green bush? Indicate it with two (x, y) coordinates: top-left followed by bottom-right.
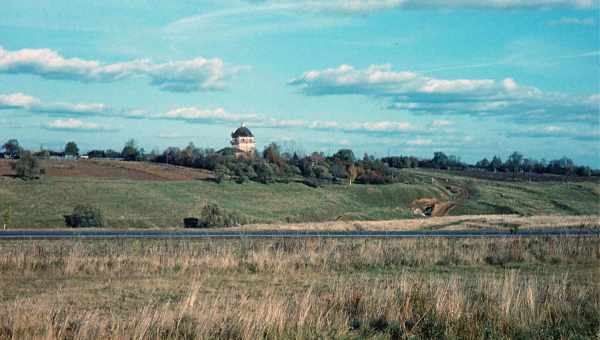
(201, 203), (247, 227)
(13, 152), (44, 180)
(65, 204), (105, 228)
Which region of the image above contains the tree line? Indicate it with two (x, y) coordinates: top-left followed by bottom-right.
(2, 138), (597, 182)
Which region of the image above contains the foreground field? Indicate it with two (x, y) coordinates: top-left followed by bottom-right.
(0, 237), (598, 339)
(1, 160), (598, 228)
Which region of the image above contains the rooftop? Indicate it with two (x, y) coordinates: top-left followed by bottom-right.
(231, 125), (254, 138)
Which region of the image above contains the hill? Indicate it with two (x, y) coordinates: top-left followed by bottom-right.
(0, 160), (598, 228)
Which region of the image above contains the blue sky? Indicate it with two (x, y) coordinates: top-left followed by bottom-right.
(0, 0), (598, 165)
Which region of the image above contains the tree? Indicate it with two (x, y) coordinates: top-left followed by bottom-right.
(476, 158), (490, 169)
(347, 164), (359, 186)
(65, 204), (104, 228)
(263, 143), (281, 164)
(3, 139), (21, 158)
(489, 156), (502, 173)
(333, 149), (355, 163)
(121, 139), (141, 161)
(2, 206), (11, 230)
(432, 152), (449, 169)
(507, 152), (523, 178)
(64, 141), (79, 157)
(13, 151), (43, 180)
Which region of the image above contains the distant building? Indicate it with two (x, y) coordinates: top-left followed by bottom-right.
(230, 124), (256, 156)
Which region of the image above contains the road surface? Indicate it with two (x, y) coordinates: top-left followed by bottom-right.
(0, 228), (598, 239)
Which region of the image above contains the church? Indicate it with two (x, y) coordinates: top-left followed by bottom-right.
(230, 124), (256, 156)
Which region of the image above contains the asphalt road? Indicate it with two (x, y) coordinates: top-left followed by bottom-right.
(0, 228), (598, 240)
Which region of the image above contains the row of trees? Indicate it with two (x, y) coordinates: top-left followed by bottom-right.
(152, 143), (380, 185)
(2, 139), (144, 161)
(473, 152), (593, 177)
(2, 138), (597, 183)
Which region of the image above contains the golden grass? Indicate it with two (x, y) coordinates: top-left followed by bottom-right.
(224, 214), (600, 231)
(0, 237), (598, 339)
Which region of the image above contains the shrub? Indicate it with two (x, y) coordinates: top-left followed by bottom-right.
(65, 204), (105, 228)
(13, 151), (44, 180)
(465, 179), (480, 199)
(200, 203), (247, 227)
(183, 217), (202, 228)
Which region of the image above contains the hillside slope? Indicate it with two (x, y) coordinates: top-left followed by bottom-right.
(0, 161), (598, 228)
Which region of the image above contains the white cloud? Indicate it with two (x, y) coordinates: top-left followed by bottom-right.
(548, 17), (596, 26)
(161, 107), (259, 123)
(431, 119), (453, 127)
(508, 125), (600, 141)
(290, 64), (600, 124)
(0, 46), (245, 92)
(45, 119), (118, 132)
(208, 0), (597, 16)
(406, 138), (433, 145)
(0, 92), (115, 117)
(0, 92), (40, 108)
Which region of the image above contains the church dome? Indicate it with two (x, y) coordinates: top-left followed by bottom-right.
(231, 126), (254, 138)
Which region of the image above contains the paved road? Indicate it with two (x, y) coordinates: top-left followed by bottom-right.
(0, 228), (598, 240)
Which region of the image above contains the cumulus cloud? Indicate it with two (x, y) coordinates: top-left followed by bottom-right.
(155, 104), (425, 136)
(44, 118), (118, 132)
(0, 92), (40, 109)
(0, 47), (245, 92)
(0, 92), (117, 117)
(289, 64), (600, 124)
(160, 107), (260, 124)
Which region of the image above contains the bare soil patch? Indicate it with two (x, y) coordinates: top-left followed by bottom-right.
(0, 159), (214, 181)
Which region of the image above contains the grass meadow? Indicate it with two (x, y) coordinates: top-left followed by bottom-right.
(0, 236), (598, 339)
(0, 167), (598, 228)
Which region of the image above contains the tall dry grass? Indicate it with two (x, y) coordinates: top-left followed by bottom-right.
(0, 237), (598, 339)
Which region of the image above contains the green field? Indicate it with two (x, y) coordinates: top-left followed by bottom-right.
(0, 167), (598, 228)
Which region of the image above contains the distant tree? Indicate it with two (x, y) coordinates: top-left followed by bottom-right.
(87, 150), (106, 158)
(35, 149), (50, 159)
(263, 143), (281, 164)
(121, 139), (141, 161)
(576, 166), (592, 177)
(347, 164), (359, 186)
(432, 152), (449, 169)
(13, 151), (43, 180)
(476, 158), (490, 169)
(489, 156), (503, 173)
(507, 152), (524, 178)
(3, 139), (21, 158)
(64, 141), (79, 157)
(333, 149), (355, 163)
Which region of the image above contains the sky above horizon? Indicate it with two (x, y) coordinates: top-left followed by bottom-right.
(0, 0), (599, 165)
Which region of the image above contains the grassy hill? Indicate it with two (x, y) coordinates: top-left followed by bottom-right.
(0, 161), (598, 228)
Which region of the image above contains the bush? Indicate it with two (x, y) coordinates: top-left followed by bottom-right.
(65, 204), (105, 228)
(183, 217), (202, 228)
(13, 151), (44, 180)
(200, 203), (247, 227)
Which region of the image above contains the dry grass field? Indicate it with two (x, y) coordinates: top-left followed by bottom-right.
(228, 214), (600, 232)
(0, 237), (598, 339)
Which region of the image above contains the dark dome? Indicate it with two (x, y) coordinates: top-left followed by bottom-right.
(231, 126), (254, 138)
